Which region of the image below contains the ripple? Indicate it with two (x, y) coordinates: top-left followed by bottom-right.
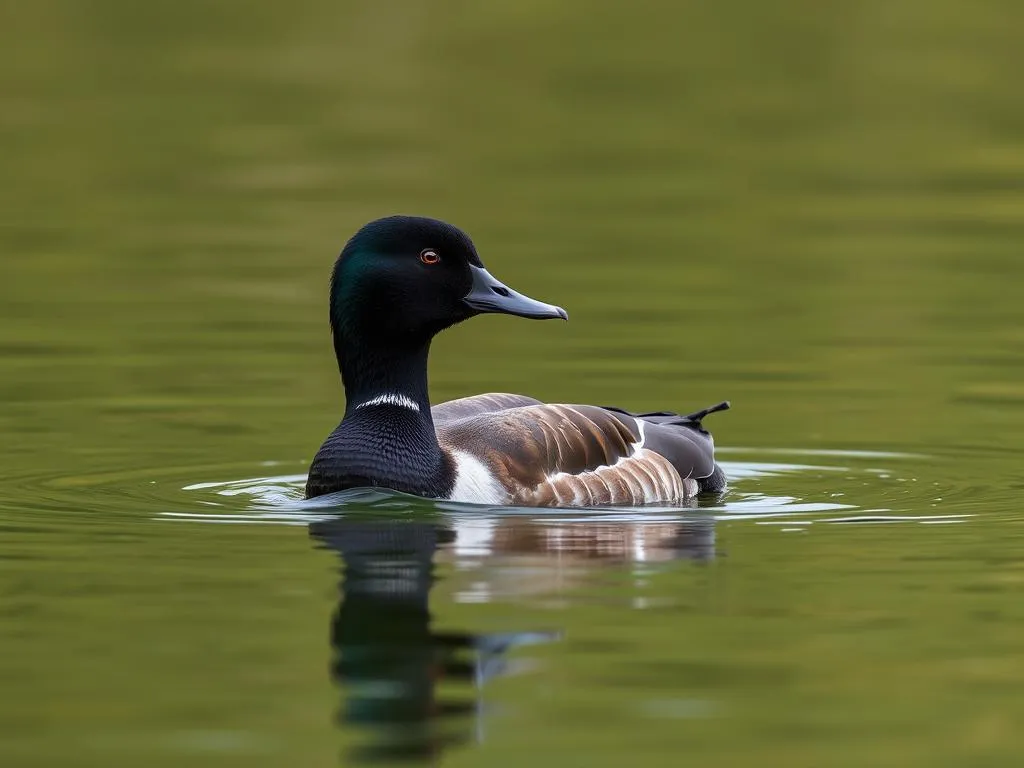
(0, 444), (963, 532)
(160, 449), (965, 530)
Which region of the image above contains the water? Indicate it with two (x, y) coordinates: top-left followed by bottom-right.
(3, 1), (1024, 765)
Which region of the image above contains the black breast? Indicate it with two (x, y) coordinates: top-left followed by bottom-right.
(305, 408), (455, 499)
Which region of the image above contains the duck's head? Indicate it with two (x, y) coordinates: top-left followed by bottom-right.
(330, 216), (567, 346)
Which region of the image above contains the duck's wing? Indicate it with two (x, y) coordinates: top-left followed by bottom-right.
(437, 401), (728, 507)
(431, 393), (543, 425)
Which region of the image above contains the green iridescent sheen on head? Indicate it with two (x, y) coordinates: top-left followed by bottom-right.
(328, 216), (482, 345)
(329, 247), (375, 335)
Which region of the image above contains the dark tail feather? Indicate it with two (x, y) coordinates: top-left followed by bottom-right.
(601, 400), (731, 431)
(637, 400), (730, 433)
(680, 400), (731, 424)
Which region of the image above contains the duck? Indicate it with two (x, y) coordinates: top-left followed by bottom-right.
(306, 215), (729, 506)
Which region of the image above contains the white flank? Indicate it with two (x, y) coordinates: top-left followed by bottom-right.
(448, 450), (508, 505)
(355, 393), (420, 412)
(633, 418), (647, 452)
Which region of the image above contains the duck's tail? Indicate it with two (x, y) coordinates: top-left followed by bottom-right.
(680, 400), (731, 425)
(601, 400), (731, 431)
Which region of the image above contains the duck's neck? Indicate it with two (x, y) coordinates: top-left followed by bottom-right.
(336, 333), (445, 475)
(338, 336), (435, 419)
(306, 330), (454, 500)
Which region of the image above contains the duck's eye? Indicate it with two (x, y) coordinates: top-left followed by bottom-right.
(419, 249), (440, 265)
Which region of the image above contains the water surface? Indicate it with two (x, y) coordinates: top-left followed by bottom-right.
(3, 1), (1024, 766)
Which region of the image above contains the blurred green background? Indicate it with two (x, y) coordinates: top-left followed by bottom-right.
(2, 1), (1024, 766)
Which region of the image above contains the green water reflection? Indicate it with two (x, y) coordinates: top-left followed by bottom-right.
(3, 1), (1024, 766)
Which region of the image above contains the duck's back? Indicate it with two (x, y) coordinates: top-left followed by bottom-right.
(434, 394), (727, 507)
(432, 393), (544, 424)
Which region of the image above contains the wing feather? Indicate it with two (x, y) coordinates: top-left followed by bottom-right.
(431, 393), (543, 425)
(438, 402), (721, 506)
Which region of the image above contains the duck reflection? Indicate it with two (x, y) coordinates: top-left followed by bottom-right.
(309, 518), (559, 763)
(487, 516), (715, 562)
(309, 511), (715, 763)
(439, 514), (717, 602)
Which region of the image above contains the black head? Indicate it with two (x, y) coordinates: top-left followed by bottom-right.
(330, 216), (566, 347)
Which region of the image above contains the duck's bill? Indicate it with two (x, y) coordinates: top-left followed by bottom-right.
(463, 265), (568, 320)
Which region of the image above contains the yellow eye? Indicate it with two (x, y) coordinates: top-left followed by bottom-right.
(419, 249), (440, 265)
